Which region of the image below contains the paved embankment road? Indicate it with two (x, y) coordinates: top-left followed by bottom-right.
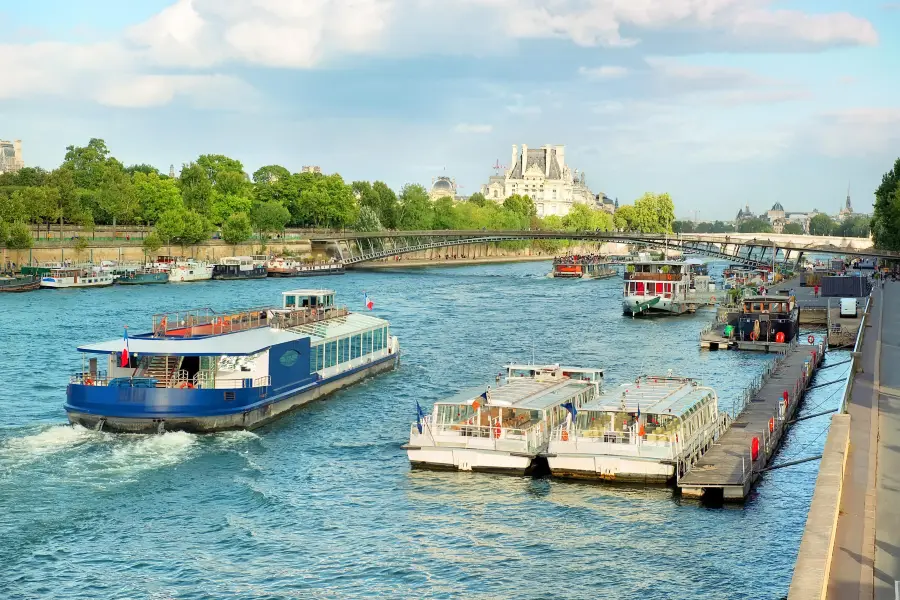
(876, 282), (900, 600)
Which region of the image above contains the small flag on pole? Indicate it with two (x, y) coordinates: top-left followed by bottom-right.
(562, 402), (577, 419)
(415, 400), (426, 434)
(364, 292), (374, 310)
(120, 327), (130, 367)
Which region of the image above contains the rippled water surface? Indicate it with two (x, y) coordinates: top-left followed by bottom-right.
(0, 262), (848, 599)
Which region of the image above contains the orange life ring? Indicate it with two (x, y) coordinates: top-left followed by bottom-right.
(84, 378), (94, 386)
(561, 429), (569, 441)
(666, 274), (673, 281)
(493, 424), (501, 439)
(749, 331), (758, 341)
(178, 382), (194, 389)
(775, 332), (785, 343)
(311, 308), (317, 317)
(710, 296), (716, 302)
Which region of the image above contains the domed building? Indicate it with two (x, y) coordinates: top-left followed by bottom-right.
(430, 176), (458, 200)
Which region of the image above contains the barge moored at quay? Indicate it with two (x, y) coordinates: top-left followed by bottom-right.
(545, 375), (728, 483)
(266, 258), (345, 277)
(404, 364), (604, 475)
(622, 259), (717, 316)
(551, 255), (616, 279)
(66, 289), (399, 433)
(212, 256), (268, 280)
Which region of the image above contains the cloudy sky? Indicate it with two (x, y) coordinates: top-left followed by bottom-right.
(1, 0), (897, 220)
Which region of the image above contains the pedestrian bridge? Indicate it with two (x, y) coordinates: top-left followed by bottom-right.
(307, 229), (893, 266)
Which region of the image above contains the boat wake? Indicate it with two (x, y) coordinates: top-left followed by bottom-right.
(0, 424), (99, 471)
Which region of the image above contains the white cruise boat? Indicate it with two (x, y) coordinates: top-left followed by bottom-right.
(404, 364), (604, 475)
(40, 267), (115, 289)
(169, 260), (214, 282)
(622, 260), (716, 316)
(546, 375), (728, 483)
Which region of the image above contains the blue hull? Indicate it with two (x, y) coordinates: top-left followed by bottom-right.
(65, 353), (398, 433)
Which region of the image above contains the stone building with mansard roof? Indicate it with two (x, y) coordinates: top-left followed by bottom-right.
(480, 144), (597, 217)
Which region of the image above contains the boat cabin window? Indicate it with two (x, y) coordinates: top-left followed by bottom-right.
(509, 368), (536, 378)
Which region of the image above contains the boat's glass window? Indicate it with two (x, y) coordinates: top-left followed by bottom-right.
(373, 328), (383, 350)
(325, 341), (337, 368)
(316, 344), (324, 370)
(351, 335), (361, 359)
(362, 331), (373, 355)
(644, 414), (676, 437)
(279, 349), (300, 367)
(285, 295), (296, 308)
(753, 303), (762, 312)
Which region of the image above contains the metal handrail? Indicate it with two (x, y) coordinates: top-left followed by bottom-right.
(840, 293), (872, 413)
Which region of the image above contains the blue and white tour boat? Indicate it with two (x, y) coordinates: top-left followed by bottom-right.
(66, 289), (399, 433)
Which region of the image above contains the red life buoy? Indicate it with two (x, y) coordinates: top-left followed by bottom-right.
(769, 418), (775, 433)
(178, 382), (194, 389)
(807, 334), (815, 344)
(711, 296), (716, 302)
(751, 437), (760, 461)
(775, 331), (785, 343)
(493, 424), (501, 439)
(84, 378), (94, 386)
(750, 331), (758, 341)
(561, 429), (569, 441)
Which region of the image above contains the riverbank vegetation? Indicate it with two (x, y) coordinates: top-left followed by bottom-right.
(873, 158), (900, 250)
(0, 138), (676, 251)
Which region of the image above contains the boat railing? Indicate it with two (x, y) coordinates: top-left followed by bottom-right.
(411, 422), (540, 452)
(193, 373), (272, 389)
(152, 306), (275, 337)
(624, 272), (685, 282)
(70, 371), (110, 386)
(273, 306), (348, 330)
(70, 372), (159, 388)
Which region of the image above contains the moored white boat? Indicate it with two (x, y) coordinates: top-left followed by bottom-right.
(404, 364), (604, 475)
(546, 375), (728, 483)
(622, 260), (716, 316)
(169, 260), (214, 282)
(40, 267), (115, 289)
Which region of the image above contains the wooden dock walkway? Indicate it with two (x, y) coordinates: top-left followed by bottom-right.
(679, 342), (825, 500)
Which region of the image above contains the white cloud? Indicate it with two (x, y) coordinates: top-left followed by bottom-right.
(454, 123), (493, 134)
(95, 75), (258, 109)
(808, 108), (900, 158)
(578, 66), (628, 79)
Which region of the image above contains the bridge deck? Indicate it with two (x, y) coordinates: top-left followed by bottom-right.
(679, 344), (823, 500)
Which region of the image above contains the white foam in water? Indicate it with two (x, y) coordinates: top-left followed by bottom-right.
(214, 430), (260, 445)
(0, 424), (100, 470)
(98, 431), (198, 477)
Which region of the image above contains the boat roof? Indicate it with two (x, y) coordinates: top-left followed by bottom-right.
(282, 289), (335, 297)
(77, 327), (309, 356)
(581, 376), (714, 416)
(744, 295), (792, 301)
(631, 260), (686, 265)
(505, 364), (604, 376)
(286, 311), (389, 342)
(436, 378), (591, 411)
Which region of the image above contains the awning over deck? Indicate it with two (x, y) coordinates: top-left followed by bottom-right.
(77, 327), (309, 356)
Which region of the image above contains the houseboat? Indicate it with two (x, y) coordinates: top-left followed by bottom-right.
(267, 258), (345, 278)
(115, 268), (169, 285)
(66, 289), (399, 433)
(212, 256), (268, 280)
(40, 267), (115, 289)
(622, 260), (716, 316)
(169, 259), (214, 282)
(0, 274), (41, 292)
(404, 364), (604, 475)
(546, 375), (727, 483)
(734, 295), (799, 345)
(551, 256), (616, 279)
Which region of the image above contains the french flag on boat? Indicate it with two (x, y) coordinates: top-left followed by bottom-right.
(120, 327), (130, 367)
(364, 292), (374, 310)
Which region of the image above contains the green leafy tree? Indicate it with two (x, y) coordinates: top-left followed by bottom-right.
(353, 205), (384, 232)
(178, 162), (214, 216)
(97, 169), (138, 236)
(134, 171), (184, 224)
(0, 166), (48, 188)
(142, 232), (163, 256)
(154, 209), (186, 254)
(62, 138), (111, 190)
(467, 192), (487, 207)
(372, 181), (400, 228)
(253, 165), (296, 205)
(211, 192), (253, 226)
(873, 157), (900, 250)
(251, 201), (291, 243)
(837, 215), (871, 238)
(614, 205), (636, 230)
(6, 222), (33, 249)
(0, 219), (8, 248)
(253, 165), (291, 185)
(782, 222), (804, 235)
(0, 190), (28, 223)
(222, 212), (253, 244)
(179, 210), (212, 246)
(432, 197), (459, 230)
(125, 164), (159, 176)
(196, 154), (245, 185)
(738, 218), (774, 233)
(808, 214), (835, 236)
(398, 183), (433, 230)
(672, 220), (695, 233)
(503, 194), (537, 219)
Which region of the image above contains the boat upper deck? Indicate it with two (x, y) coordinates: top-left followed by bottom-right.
(582, 376), (714, 417)
(436, 378), (592, 411)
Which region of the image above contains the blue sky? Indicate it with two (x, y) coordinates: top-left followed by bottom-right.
(1, 0), (898, 220)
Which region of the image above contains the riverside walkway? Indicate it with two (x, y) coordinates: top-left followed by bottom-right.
(679, 342), (824, 501)
(789, 281), (899, 600)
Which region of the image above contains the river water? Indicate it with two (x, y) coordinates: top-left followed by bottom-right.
(0, 262), (848, 600)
